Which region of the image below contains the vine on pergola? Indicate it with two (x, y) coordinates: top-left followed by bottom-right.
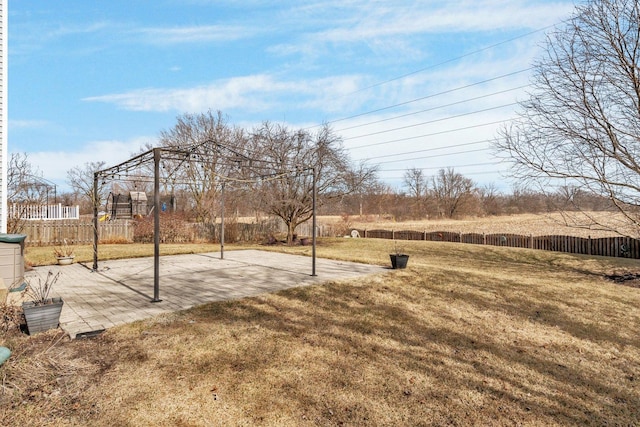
(92, 141), (317, 303)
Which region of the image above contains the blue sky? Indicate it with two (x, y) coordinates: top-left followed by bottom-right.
(9, 0), (576, 194)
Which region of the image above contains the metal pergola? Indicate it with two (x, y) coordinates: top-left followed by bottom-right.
(92, 142), (317, 303)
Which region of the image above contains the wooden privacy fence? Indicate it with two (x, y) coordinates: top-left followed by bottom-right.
(353, 228), (640, 259)
(18, 219), (329, 246)
(280, 222), (338, 239)
(19, 221), (133, 246)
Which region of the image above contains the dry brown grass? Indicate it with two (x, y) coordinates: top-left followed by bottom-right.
(2, 237), (640, 425)
(24, 243), (222, 268)
(330, 212), (637, 238)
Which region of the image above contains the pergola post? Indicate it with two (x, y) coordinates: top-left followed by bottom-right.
(92, 172), (99, 271)
(151, 148), (162, 303)
(312, 167), (317, 277)
(220, 180), (225, 260)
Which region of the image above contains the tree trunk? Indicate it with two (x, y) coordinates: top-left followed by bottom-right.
(287, 221), (296, 245)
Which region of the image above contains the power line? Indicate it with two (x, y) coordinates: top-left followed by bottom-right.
(355, 138), (497, 162)
(374, 147), (492, 165)
(325, 68), (530, 127)
(336, 85), (527, 133)
(299, 17), (566, 186)
(383, 169), (509, 180)
(301, 16), (570, 154)
(343, 103), (517, 141)
(342, 24), (557, 97)
(379, 161), (500, 172)
(348, 119), (510, 150)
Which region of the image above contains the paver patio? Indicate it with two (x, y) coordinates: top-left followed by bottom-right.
(24, 250), (383, 338)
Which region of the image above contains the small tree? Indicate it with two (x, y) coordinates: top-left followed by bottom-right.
(7, 153), (52, 232)
(67, 161), (107, 215)
(479, 183), (503, 216)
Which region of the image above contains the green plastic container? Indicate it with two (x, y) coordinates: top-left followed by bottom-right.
(0, 346), (10, 366)
(0, 234), (27, 244)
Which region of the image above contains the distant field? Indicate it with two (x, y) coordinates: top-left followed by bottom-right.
(317, 212), (636, 238)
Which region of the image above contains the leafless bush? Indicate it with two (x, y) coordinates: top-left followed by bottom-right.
(133, 213), (194, 243)
(332, 214), (353, 237)
(0, 302), (23, 334)
(25, 271), (60, 306)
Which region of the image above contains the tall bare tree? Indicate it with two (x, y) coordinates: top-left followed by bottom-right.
(403, 167), (427, 200)
(249, 122), (350, 244)
(496, 0), (640, 235)
(158, 110), (244, 232)
(403, 167), (428, 218)
(431, 168), (478, 218)
(342, 161), (379, 217)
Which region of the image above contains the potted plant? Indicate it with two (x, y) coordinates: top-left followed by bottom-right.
(390, 241), (409, 269)
(53, 239), (75, 265)
(22, 270), (63, 334)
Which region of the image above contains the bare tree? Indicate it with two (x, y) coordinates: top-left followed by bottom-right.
(496, 0), (640, 235)
(431, 168), (478, 218)
(8, 153), (48, 203)
(158, 110), (244, 233)
(249, 122), (350, 244)
(478, 183), (503, 216)
(7, 153), (54, 232)
(504, 185), (548, 215)
(66, 161), (107, 215)
(343, 161), (380, 217)
(403, 167), (428, 218)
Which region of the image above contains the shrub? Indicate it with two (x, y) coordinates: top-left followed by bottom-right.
(133, 213), (194, 243)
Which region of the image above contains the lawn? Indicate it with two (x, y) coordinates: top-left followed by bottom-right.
(2, 238), (640, 426)
(24, 242), (225, 267)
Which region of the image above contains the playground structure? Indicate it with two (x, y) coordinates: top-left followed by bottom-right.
(105, 191), (149, 220)
(92, 142), (318, 303)
(103, 191), (176, 221)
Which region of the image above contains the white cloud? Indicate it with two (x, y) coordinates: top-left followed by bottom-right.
(134, 25), (257, 45)
(82, 73), (367, 114)
(9, 119), (50, 130)
(48, 22), (111, 38)
(10, 20), (114, 56)
(271, 1), (574, 56)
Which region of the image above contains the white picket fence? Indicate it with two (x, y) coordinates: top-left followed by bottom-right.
(9, 203), (80, 220)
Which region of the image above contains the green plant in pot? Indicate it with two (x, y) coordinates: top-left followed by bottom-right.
(53, 239), (75, 265)
(22, 271), (63, 334)
(390, 241), (409, 269)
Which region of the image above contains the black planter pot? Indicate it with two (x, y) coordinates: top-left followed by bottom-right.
(390, 254), (409, 269)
